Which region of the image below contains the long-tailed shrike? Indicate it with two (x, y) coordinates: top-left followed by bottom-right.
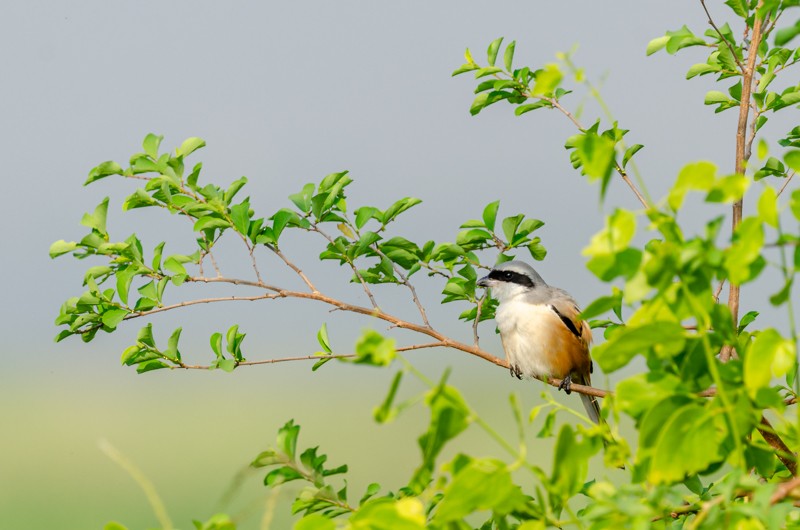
(477, 260), (601, 423)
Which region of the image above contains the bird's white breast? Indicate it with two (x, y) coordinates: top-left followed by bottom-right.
(495, 300), (560, 378)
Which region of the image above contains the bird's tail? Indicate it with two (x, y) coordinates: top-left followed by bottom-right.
(574, 372), (601, 424)
(580, 391), (601, 424)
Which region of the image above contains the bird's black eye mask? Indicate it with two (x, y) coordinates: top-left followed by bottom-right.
(487, 269), (535, 288)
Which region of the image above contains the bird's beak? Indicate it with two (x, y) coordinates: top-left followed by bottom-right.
(477, 276), (490, 288)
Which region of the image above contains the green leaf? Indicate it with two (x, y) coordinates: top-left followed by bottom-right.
(583, 209), (636, 257)
(745, 329), (796, 398)
(622, 144), (643, 168)
(724, 0), (748, 18)
(570, 129), (617, 187)
(532, 63), (563, 96)
(501, 214), (524, 242)
(757, 186), (778, 228)
(645, 35), (669, 56)
(289, 183), (315, 213)
(593, 322), (686, 373)
(86, 161), (124, 185)
(355, 206), (380, 229)
(616, 372), (684, 421)
(503, 40), (516, 71)
(482, 200), (499, 231)
(352, 330), (395, 367)
(373, 370), (403, 424)
(456, 228), (491, 247)
(80, 198), (110, 234)
(580, 289), (622, 321)
(176, 137), (206, 157)
(193, 216), (231, 232)
(527, 237), (547, 261)
(434, 459), (527, 522)
(293, 514), (336, 530)
(137, 359), (169, 374)
(665, 26), (707, 54)
(316, 323), (332, 354)
(757, 138), (768, 160)
(668, 161), (717, 211)
(686, 63), (720, 79)
(451, 63), (479, 76)
(349, 498), (426, 530)
(706, 174), (750, 203)
(410, 381), (471, 492)
(49, 240), (77, 258)
(724, 217), (764, 284)
(101, 308), (128, 329)
(163, 327), (182, 362)
(382, 197), (422, 225)
(775, 19), (800, 46)
(792, 189), (800, 221)
(143, 133), (163, 159)
(647, 404), (722, 484)
(704, 90), (733, 105)
(215, 359), (236, 372)
(210, 332), (223, 359)
(230, 201), (251, 234)
(487, 37), (503, 67)
(785, 150), (800, 172)
(514, 100), (549, 115)
(551, 424), (600, 500)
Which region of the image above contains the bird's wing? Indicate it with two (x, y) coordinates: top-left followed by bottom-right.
(548, 295), (592, 346)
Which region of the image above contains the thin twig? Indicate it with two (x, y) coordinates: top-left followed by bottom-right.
(713, 279), (727, 303)
(614, 164), (650, 209)
(127, 294), (280, 322)
(207, 247), (222, 277)
(473, 293), (486, 347)
(99, 439), (174, 529)
(311, 225), (377, 306)
(700, 0), (746, 72)
(270, 245), (318, 293)
(745, 105), (760, 162)
(178, 342), (448, 370)
(778, 171), (795, 197)
(371, 245), (432, 328)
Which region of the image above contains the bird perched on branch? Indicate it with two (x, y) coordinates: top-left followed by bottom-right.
(477, 261), (601, 423)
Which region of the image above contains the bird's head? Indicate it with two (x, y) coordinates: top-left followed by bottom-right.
(477, 261), (547, 303)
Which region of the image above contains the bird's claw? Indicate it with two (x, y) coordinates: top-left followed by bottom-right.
(509, 364), (523, 380)
(558, 375), (572, 395)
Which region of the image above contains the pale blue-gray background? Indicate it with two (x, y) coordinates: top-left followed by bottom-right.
(2, 2), (792, 529)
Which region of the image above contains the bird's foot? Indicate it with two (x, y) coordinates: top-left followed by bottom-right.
(558, 375), (572, 395)
(509, 364), (523, 380)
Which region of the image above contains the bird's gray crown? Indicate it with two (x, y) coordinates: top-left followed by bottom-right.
(485, 260), (547, 288)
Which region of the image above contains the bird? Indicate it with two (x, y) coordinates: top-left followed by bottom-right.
(477, 260), (601, 423)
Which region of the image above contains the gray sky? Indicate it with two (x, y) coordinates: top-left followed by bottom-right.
(2, 2), (793, 529)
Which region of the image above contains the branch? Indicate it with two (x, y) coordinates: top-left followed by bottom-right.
(186, 275), (614, 399)
(310, 225), (377, 307)
(269, 245), (318, 293)
(771, 476), (800, 504)
(700, 0), (746, 72)
(722, 3), (765, 362)
(759, 416), (798, 476)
